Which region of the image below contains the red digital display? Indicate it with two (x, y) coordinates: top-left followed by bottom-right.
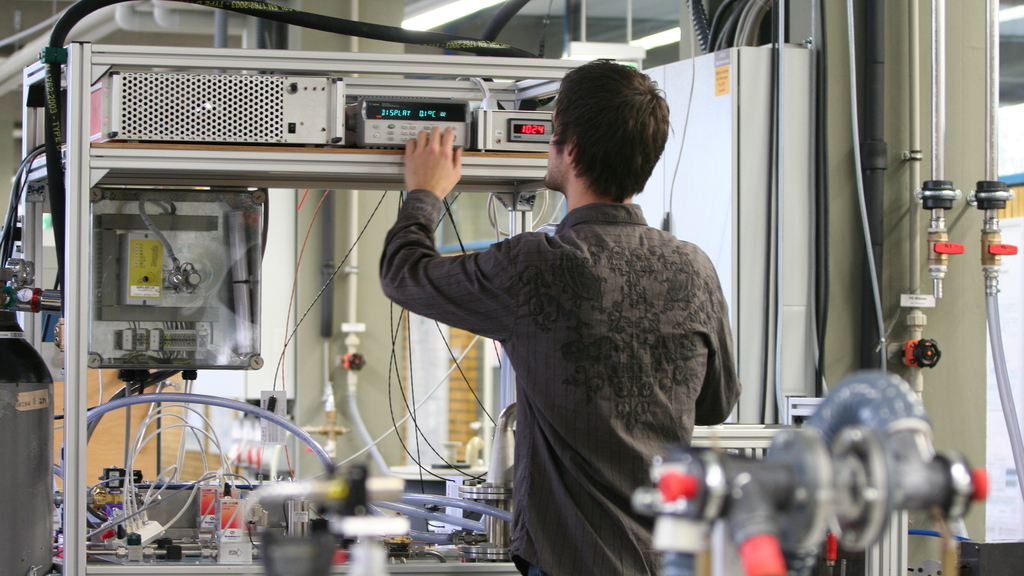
(513, 123), (546, 135)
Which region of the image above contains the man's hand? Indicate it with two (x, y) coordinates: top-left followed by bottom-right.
(404, 126), (463, 201)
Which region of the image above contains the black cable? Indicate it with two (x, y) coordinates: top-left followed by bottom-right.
(537, 0), (556, 58)
(813, 0), (829, 397)
(271, 191), (387, 391)
(386, 305), (484, 483)
(435, 322), (496, 427)
(709, 0), (743, 51)
(480, 0), (533, 42)
(716, 0), (750, 51)
(686, 0), (712, 54)
(760, 0), (781, 424)
(1, 145), (47, 263)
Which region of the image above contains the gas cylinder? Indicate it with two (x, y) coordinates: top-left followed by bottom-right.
(0, 311), (54, 573)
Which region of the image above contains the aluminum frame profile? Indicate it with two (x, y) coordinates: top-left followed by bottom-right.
(41, 43), (573, 575)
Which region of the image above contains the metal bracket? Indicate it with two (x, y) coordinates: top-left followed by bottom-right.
(902, 150), (923, 161)
(492, 191), (537, 212)
(967, 189), (1015, 206)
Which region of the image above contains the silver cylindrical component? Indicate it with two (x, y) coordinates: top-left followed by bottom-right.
(0, 312), (54, 572)
(931, 0), (946, 180)
(286, 499), (311, 537)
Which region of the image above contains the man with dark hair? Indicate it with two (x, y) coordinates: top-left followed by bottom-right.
(380, 60), (740, 576)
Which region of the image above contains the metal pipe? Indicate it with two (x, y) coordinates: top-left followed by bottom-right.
(931, 0), (945, 180)
(909, 0), (922, 292)
(907, 0), (925, 395)
(987, 0), (999, 181)
(486, 403), (517, 487)
(214, 8), (227, 48)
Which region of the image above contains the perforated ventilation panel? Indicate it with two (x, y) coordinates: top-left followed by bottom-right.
(116, 73), (285, 142)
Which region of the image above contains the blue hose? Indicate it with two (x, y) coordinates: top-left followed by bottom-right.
(908, 529), (968, 541)
(374, 501), (485, 533)
(85, 392), (334, 471)
(399, 493), (512, 523)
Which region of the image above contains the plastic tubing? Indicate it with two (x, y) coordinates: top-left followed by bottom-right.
(373, 502), (485, 533)
(398, 493), (513, 523)
(410, 530), (454, 544)
(986, 294), (1024, 505)
(85, 393), (334, 471)
(347, 391), (391, 477)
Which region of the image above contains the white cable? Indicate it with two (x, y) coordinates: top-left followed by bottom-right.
(88, 473), (220, 539)
(846, 0), (887, 370)
(337, 335), (480, 468)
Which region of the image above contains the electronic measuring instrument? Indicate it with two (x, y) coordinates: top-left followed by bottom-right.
(352, 98), (470, 148)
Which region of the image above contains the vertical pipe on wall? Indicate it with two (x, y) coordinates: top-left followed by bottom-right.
(859, 0), (888, 370)
(986, 0), (998, 181)
(907, 0), (925, 395)
(772, 0), (787, 420)
(931, 0), (945, 180)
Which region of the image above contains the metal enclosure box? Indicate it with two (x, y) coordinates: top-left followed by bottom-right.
(638, 46), (815, 423)
(89, 188), (264, 370)
(91, 72), (345, 145)
(473, 109), (553, 152)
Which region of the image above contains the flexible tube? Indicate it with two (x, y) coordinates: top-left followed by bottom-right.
(986, 294), (1024, 505)
(845, 0), (886, 369)
(373, 501), (485, 533)
(410, 530), (454, 544)
(480, 0), (532, 42)
(398, 493), (512, 523)
(85, 393), (334, 471)
(805, 370), (928, 444)
(348, 391), (391, 477)
(686, 0), (712, 54)
(368, 505), (452, 543)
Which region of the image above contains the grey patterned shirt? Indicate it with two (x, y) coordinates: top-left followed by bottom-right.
(380, 190), (741, 576)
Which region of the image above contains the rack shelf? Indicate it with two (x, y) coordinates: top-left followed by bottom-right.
(88, 143), (548, 191)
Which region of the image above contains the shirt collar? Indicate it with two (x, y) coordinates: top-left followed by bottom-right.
(555, 202), (648, 234)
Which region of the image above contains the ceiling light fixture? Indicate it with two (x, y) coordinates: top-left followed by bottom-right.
(564, 41), (646, 62)
(1001, 6), (1024, 23)
(403, 0), (505, 31)
(630, 27), (681, 51)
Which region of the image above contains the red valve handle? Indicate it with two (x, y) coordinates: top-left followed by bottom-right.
(934, 242), (965, 254)
(825, 532), (838, 563)
(739, 534), (788, 576)
(658, 471), (699, 502)
(989, 244), (1018, 256)
(972, 468), (989, 501)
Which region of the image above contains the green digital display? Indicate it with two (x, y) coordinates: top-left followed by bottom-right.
(364, 101), (467, 122)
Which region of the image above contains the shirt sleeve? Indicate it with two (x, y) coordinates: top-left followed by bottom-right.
(379, 190), (518, 342)
(694, 273), (742, 426)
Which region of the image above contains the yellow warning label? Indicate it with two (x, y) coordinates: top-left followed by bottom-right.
(128, 239), (163, 299)
(715, 65), (730, 96)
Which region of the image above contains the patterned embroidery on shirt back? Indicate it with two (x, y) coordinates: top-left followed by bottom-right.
(527, 244), (716, 430)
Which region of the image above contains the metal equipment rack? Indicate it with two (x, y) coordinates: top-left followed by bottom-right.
(21, 43), (580, 576)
